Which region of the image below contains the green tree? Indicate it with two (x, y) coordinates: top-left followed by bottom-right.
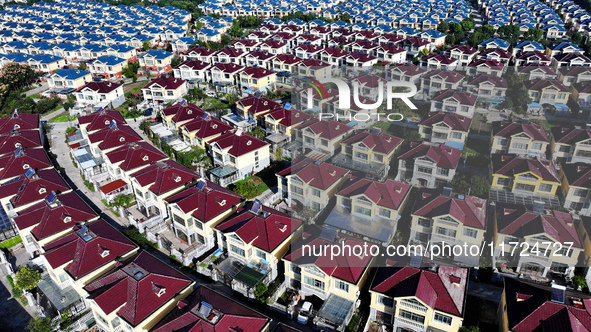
(461, 17), (475, 31)
(229, 20), (243, 37)
(572, 32), (582, 45)
(165, 43), (173, 52)
(341, 12), (351, 23)
(437, 21), (449, 33)
(171, 56), (181, 68)
(121, 62), (139, 81)
(234, 180), (258, 198)
(420, 47), (429, 56)
(62, 99), (75, 112)
(403, 130), (422, 142)
(65, 126), (77, 134)
(498, 25), (520, 44)
(468, 31), (484, 48)
(109, 194), (135, 208)
(524, 28), (544, 41)
(142, 40), (152, 51)
(503, 69), (532, 114)
(254, 282), (268, 303)
(27, 315), (56, 332)
(15, 265), (40, 291)
(449, 22), (462, 34)
(77, 63), (87, 71)
(248, 127), (265, 139)
(459, 327), (480, 332)
(451, 172), (491, 198)
(275, 146), (283, 161)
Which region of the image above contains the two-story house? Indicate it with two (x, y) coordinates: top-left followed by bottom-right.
(551, 126), (591, 164)
(558, 163), (591, 215)
(141, 77), (188, 104)
(76, 81), (125, 109)
(418, 112), (471, 145)
(396, 142), (462, 188)
(491, 120), (549, 156)
(491, 154), (561, 197)
(429, 90), (477, 118)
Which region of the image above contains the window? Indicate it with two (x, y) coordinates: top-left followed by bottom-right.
(576, 150), (591, 158)
(463, 228), (478, 238)
(254, 249), (267, 260)
(173, 214), (186, 227)
(531, 142), (543, 150)
(574, 188), (589, 198)
(515, 183), (536, 192)
(378, 295), (394, 308)
(194, 219), (203, 230)
(320, 139), (328, 146)
(59, 273), (69, 283)
(418, 218), (431, 228)
(497, 138), (508, 146)
(230, 244), (245, 257)
(399, 309), (425, 325)
(559, 145), (571, 153)
(312, 201), (321, 210)
(538, 183), (553, 193)
(290, 263), (301, 274)
(334, 279), (349, 293)
(96, 314), (109, 327)
(378, 208), (391, 219)
(436, 227), (457, 238)
(304, 276), (324, 290)
(354, 205), (372, 217)
(437, 167), (449, 176)
(497, 177), (511, 187)
(512, 142), (527, 150)
(433, 313), (453, 326)
(111, 317), (121, 329)
(342, 198), (352, 208)
(417, 166), (432, 174)
(311, 188), (321, 197)
(291, 186), (304, 195)
(451, 132), (463, 139)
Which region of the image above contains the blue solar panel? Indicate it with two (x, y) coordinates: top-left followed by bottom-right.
(410, 254), (423, 268)
(320, 227), (337, 242)
(46, 190), (56, 203)
(0, 203), (12, 230)
(14, 146), (22, 156)
(196, 179), (207, 191)
(109, 120), (117, 129)
(201, 113), (209, 120)
(551, 286), (565, 304)
(25, 168), (35, 179)
(250, 199), (262, 214)
(284, 103), (292, 110)
(80, 225), (88, 236)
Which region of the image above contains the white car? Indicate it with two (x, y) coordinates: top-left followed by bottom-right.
(297, 301), (313, 325)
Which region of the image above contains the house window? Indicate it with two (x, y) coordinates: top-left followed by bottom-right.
(334, 279), (349, 293)
(96, 315), (109, 327)
(433, 313), (453, 326)
(399, 309), (425, 325)
(256, 250), (267, 260)
(451, 132), (463, 139)
(497, 177), (511, 187)
(463, 228), (478, 238)
(531, 142), (543, 150)
(111, 317), (121, 329)
(437, 168), (449, 176)
(320, 139), (329, 147)
(354, 205), (372, 217)
(378, 295), (394, 308)
(574, 188), (589, 198)
(59, 273), (69, 283)
(312, 201), (321, 210)
(417, 166), (432, 174)
(291, 185), (304, 195)
(512, 142), (527, 150)
(378, 208), (391, 219)
(559, 145), (571, 153)
(418, 218), (431, 228)
(304, 276), (324, 290)
(497, 138), (508, 146)
(436, 227), (457, 238)
(538, 183), (553, 193)
(576, 150), (591, 158)
(194, 219), (203, 230)
(515, 183), (536, 192)
(173, 214), (186, 227)
(311, 188), (321, 197)
(342, 198), (352, 208)
(230, 244), (245, 257)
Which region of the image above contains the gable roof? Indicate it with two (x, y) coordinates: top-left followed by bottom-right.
(130, 160), (198, 196)
(491, 154), (559, 183)
(341, 129), (403, 154)
(84, 251), (193, 327)
(0, 129), (41, 156)
(0, 147), (52, 180)
(88, 123), (142, 150)
(43, 219), (137, 280)
(371, 265), (468, 317)
(561, 163), (591, 188)
(413, 188), (487, 229)
(399, 142), (462, 169)
(209, 132), (268, 157)
(551, 126), (591, 145)
(496, 202), (581, 247)
(299, 120), (353, 140)
(80, 81), (121, 94)
(492, 120), (548, 141)
(419, 112), (471, 132)
(0, 168), (69, 208)
(106, 142), (167, 172)
(431, 89), (476, 105)
(143, 77), (185, 90)
(215, 202), (301, 252)
(0, 111), (39, 133)
(280, 160), (347, 190)
(78, 109), (126, 132)
(337, 178), (410, 210)
(14, 191), (97, 240)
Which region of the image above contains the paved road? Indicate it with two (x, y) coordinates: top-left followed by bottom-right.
(24, 82), (48, 97)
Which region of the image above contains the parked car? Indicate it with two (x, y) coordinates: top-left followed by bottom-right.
(297, 301), (313, 325)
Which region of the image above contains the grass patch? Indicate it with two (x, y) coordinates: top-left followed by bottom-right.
(470, 113), (491, 136)
(49, 113), (74, 123)
(122, 226), (159, 250)
(0, 235), (21, 249)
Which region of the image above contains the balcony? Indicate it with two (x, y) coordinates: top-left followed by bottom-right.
(395, 317), (425, 331)
(398, 301), (427, 313)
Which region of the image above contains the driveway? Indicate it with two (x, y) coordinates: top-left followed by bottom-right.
(25, 82), (48, 97)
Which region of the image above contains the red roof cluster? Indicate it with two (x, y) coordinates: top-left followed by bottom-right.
(491, 154), (559, 182)
(399, 142), (462, 169)
(337, 177), (410, 210)
(278, 160), (347, 190)
(413, 188), (487, 229)
(77, 109), (125, 133)
(131, 160), (198, 196)
(106, 142), (167, 172)
(420, 112), (472, 132)
(209, 132), (269, 157)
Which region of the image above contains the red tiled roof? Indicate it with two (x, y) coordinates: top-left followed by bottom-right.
(273, 53), (303, 65)
(491, 154), (559, 183)
(468, 59), (504, 68)
(0, 168), (70, 208)
(467, 73), (507, 88)
(165, 179), (242, 223)
(209, 132), (269, 157)
(180, 116), (232, 139)
(551, 126), (591, 145)
(420, 112), (471, 132)
(151, 286), (270, 332)
(216, 203), (301, 252)
(210, 62), (244, 73)
(14, 191), (97, 240)
(80, 81), (121, 93)
(77, 109), (126, 132)
(493, 120), (548, 142)
(422, 69), (464, 83)
(245, 51), (276, 61)
(175, 60), (210, 70)
(412, 188), (487, 229)
(341, 130), (403, 154)
(144, 77), (186, 90)
(391, 63), (427, 76)
(478, 48), (512, 59)
(164, 103), (206, 124)
(337, 178), (410, 210)
(516, 51), (551, 62)
(87, 123), (142, 150)
(286, 160), (348, 190)
(504, 277), (591, 332)
(99, 179), (127, 194)
(230, 39), (259, 47)
(422, 53), (458, 64)
(496, 202), (581, 247)
(106, 142), (167, 172)
(0, 147), (52, 180)
(432, 89), (476, 105)
(214, 48), (244, 58)
(298, 119), (353, 140)
(446, 45), (478, 55)
(187, 47), (215, 57)
(0, 112), (39, 134)
(131, 160), (198, 196)
(300, 58), (330, 68)
(0, 129), (41, 156)
(524, 78), (569, 93)
(561, 163), (591, 188)
(84, 251), (193, 327)
(399, 142), (462, 169)
(265, 108), (312, 127)
(371, 265), (468, 316)
(43, 219), (137, 279)
(241, 66), (275, 79)
(321, 47), (350, 58)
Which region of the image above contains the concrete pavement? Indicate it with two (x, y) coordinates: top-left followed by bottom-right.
(24, 82), (48, 97)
